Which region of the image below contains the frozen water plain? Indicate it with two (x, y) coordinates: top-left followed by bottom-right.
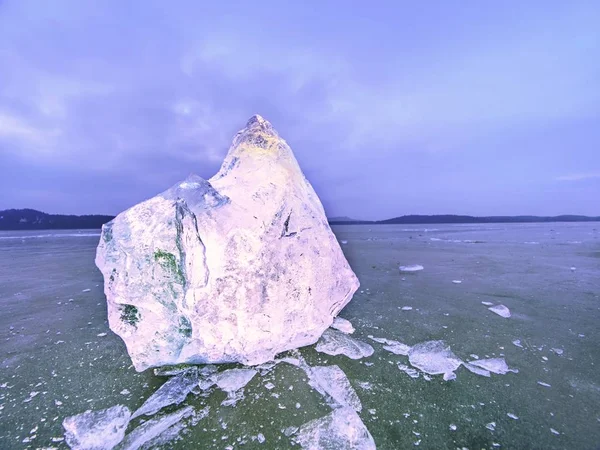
(1, 223), (600, 449)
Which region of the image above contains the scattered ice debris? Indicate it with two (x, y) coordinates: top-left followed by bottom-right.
(294, 407), (376, 450)
(331, 317), (355, 334)
(550, 348), (563, 356)
(449, 424), (457, 431)
(488, 304), (511, 318)
(463, 363), (491, 377)
(264, 382), (275, 390)
(119, 406), (195, 450)
(537, 381), (551, 388)
(315, 329), (374, 360)
(452, 280), (462, 284)
(63, 405), (131, 450)
(507, 413), (519, 420)
(256, 433), (266, 443)
(97, 333), (107, 337)
(23, 391), (40, 403)
(308, 365), (362, 411)
(82, 289), (91, 293)
(468, 358), (517, 375)
(401, 306), (413, 311)
(131, 369), (199, 419)
(512, 340), (523, 348)
(550, 428), (560, 435)
(357, 381), (373, 391)
(398, 364), (420, 379)
(481, 301), (494, 306)
(443, 372), (457, 381)
(55, 400), (64, 406)
(408, 341), (462, 376)
(486, 422), (496, 431)
(120, 389), (130, 396)
(399, 265), (424, 273)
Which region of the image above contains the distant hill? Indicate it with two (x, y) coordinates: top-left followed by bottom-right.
(330, 214), (600, 225)
(0, 209), (114, 230)
(327, 216), (364, 223)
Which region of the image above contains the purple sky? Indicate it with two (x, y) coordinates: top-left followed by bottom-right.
(0, 1), (598, 220)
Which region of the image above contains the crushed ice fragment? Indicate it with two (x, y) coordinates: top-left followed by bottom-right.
(401, 306), (413, 311)
(507, 413), (519, 420)
(82, 289), (91, 293)
(340, 240), (348, 245)
(550, 428), (560, 435)
(331, 317), (355, 334)
(449, 424), (457, 431)
(215, 368), (257, 393)
(131, 369), (199, 419)
(97, 333), (107, 337)
(486, 422), (496, 431)
(398, 364), (420, 379)
(408, 341), (462, 375)
(383, 341), (411, 356)
(550, 348), (563, 355)
(481, 301), (494, 306)
(488, 305), (511, 318)
(307, 365), (362, 411)
(452, 280), (462, 284)
(463, 363), (491, 377)
(294, 407), (376, 450)
(283, 426), (299, 437)
(63, 405), (131, 450)
(512, 340), (523, 348)
(399, 265), (424, 273)
(256, 433), (266, 443)
(468, 358), (517, 375)
(264, 382), (275, 390)
(537, 381), (551, 387)
(315, 329), (374, 359)
(119, 406), (195, 450)
(443, 372), (457, 381)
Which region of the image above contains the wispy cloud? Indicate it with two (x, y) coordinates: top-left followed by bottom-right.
(556, 173), (600, 181)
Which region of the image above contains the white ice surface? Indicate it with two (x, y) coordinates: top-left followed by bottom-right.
(307, 365), (362, 412)
(63, 405), (131, 450)
(316, 329), (374, 360)
(408, 341), (463, 375)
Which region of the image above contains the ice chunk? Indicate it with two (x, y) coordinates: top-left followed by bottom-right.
(294, 407), (376, 450)
(382, 341), (411, 356)
(488, 304), (511, 318)
(486, 422), (496, 431)
(401, 306), (413, 311)
(512, 340), (523, 348)
(398, 364), (420, 378)
(215, 368), (257, 393)
(119, 406), (195, 450)
(550, 348), (563, 356)
(550, 428), (560, 435)
(331, 317), (355, 334)
(452, 280), (462, 284)
(308, 365), (362, 411)
(131, 369), (199, 419)
(443, 372), (456, 381)
(463, 362), (491, 377)
(468, 358), (517, 375)
(408, 341), (463, 375)
(340, 240), (348, 244)
(507, 413), (519, 420)
(481, 301), (494, 306)
(315, 329), (374, 360)
(399, 265), (424, 273)
(63, 405), (131, 450)
(449, 424), (457, 431)
(537, 381), (551, 387)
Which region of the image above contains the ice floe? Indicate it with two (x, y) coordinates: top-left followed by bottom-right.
(213, 368), (258, 406)
(315, 329), (374, 359)
(307, 365), (362, 411)
(294, 407), (376, 450)
(331, 317), (355, 334)
(131, 369), (199, 419)
(119, 406), (196, 450)
(468, 358), (517, 375)
(408, 340), (462, 377)
(63, 405), (131, 450)
(399, 264), (424, 273)
(488, 304), (511, 318)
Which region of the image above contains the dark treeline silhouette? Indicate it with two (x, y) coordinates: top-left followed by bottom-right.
(329, 214), (600, 225)
(0, 209), (114, 230)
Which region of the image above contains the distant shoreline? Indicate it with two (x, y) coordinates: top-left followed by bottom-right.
(1, 209), (598, 231)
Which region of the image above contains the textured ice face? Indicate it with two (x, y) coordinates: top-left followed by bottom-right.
(408, 340), (463, 375)
(315, 329), (374, 360)
(331, 317), (355, 334)
(95, 115), (360, 371)
(62, 405), (131, 450)
(294, 407), (376, 450)
(307, 365), (362, 411)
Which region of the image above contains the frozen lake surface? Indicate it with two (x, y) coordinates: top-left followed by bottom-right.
(0, 223), (599, 449)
